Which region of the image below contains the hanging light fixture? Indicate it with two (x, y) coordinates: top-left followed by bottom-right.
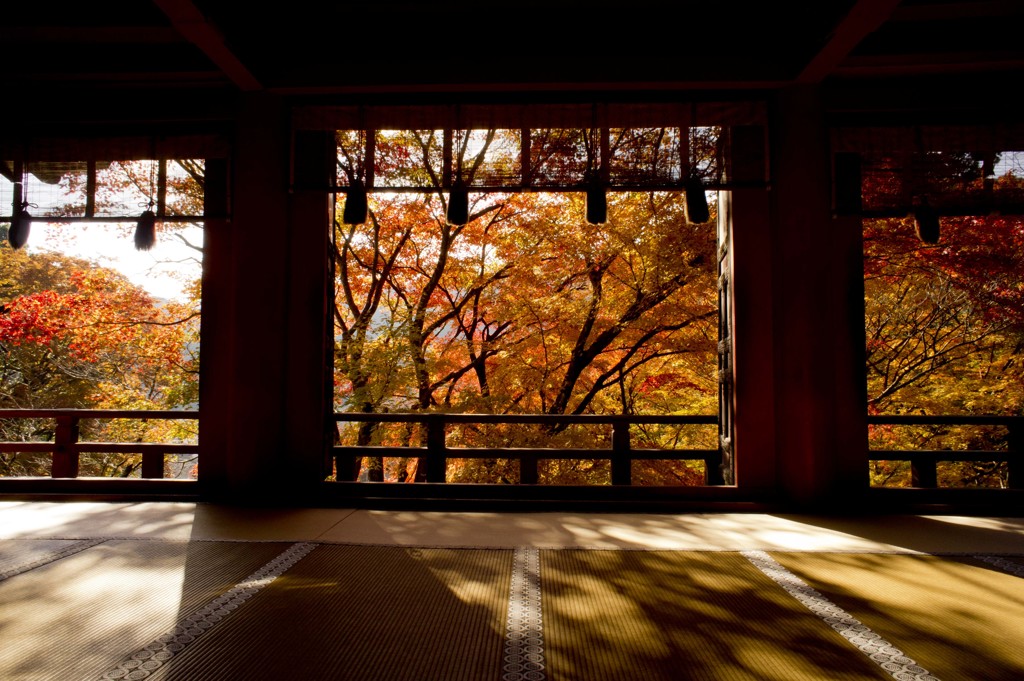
(343, 124), (370, 225)
(582, 119), (607, 225)
(446, 125), (470, 226)
(684, 175), (710, 224)
(585, 171), (607, 225)
(8, 202), (31, 250)
(133, 159), (160, 250)
(134, 202), (157, 251)
(343, 178), (368, 225)
(912, 196), (940, 244)
(681, 113), (710, 225)
(447, 177), (469, 226)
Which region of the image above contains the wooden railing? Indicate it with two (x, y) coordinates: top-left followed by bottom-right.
(333, 412), (723, 485)
(0, 409), (199, 479)
(866, 414), (1023, 489)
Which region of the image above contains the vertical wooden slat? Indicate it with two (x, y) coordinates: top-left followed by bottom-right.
(520, 128), (531, 188)
(51, 414), (80, 478)
(142, 448), (165, 479)
(85, 161), (96, 218)
(364, 129), (376, 189)
(1008, 421), (1022, 490)
(442, 128), (453, 189)
(911, 456), (938, 488)
(426, 417), (447, 483)
(520, 455), (539, 485)
(611, 421), (632, 486)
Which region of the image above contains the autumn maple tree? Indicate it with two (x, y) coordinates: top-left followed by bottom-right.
(863, 157), (1024, 487)
(1, 159), (203, 478)
(331, 128), (720, 485)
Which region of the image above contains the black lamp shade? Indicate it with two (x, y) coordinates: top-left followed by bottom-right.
(134, 209), (157, 251)
(8, 207), (30, 250)
(447, 181), (469, 225)
(343, 180), (368, 225)
(585, 183), (607, 225)
(913, 200), (940, 244)
(685, 177), (710, 224)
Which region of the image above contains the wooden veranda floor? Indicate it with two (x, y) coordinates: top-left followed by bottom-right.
(1, 502), (1023, 680)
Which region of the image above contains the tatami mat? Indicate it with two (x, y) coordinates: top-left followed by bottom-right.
(541, 550), (887, 681)
(0, 540), (289, 681)
(771, 552), (1024, 681)
(1, 502), (1022, 680)
(145, 545), (512, 681)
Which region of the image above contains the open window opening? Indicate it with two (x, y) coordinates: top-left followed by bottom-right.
(859, 148), (1024, 489)
(1, 155), (206, 480)
(317, 115), (752, 487)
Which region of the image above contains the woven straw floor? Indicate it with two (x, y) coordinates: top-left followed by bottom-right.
(1, 502), (1022, 680)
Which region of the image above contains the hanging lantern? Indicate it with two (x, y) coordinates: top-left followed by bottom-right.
(134, 207), (157, 251)
(8, 203), (31, 250)
(343, 178), (368, 225)
(447, 178), (469, 226)
(912, 197), (940, 244)
(585, 173), (607, 225)
(684, 176), (710, 224)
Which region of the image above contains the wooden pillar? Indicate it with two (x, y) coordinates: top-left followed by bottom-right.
(199, 93), (332, 501)
(198, 156), (231, 494)
(287, 131), (335, 491)
(768, 86), (869, 507)
(729, 184), (777, 496)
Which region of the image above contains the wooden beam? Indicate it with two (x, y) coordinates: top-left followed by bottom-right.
(152, 0), (262, 91)
(889, 1), (1024, 22)
(797, 0), (903, 84)
(837, 53), (1024, 77)
(0, 27), (181, 43)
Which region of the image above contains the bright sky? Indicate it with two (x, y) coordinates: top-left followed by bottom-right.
(27, 221), (203, 302)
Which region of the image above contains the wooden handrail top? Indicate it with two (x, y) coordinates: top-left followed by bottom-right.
(867, 415), (1022, 426)
(0, 442), (199, 453)
(332, 445), (718, 460)
(0, 409), (198, 420)
(869, 449), (1017, 462)
(334, 412), (717, 425)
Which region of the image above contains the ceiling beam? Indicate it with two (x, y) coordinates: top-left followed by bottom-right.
(152, 0), (262, 91)
(1, 27), (182, 44)
(836, 54), (1024, 77)
(797, 0), (903, 84)
(889, 0), (1024, 21)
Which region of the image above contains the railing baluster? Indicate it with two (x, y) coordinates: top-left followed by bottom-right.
(611, 421), (631, 486)
(425, 417), (447, 483)
(705, 437), (726, 486)
(142, 448), (165, 479)
(910, 456), (938, 488)
(520, 455), (539, 485)
(1009, 422), (1022, 490)
(52, 414), (80, 478)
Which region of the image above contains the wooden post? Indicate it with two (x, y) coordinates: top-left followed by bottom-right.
(51, 414), (79, 478)
(705, 446), (726, 486)
(1008, 420), (1022, 490)
(426, 417), (448, 483)
(910, 456), (938, 488)
(611, 420), (632, 486)
(141, 448), (165, 479)
(520, 455), (539, 485)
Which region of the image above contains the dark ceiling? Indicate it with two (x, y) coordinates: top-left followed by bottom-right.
(4, 0), (1024, 122)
